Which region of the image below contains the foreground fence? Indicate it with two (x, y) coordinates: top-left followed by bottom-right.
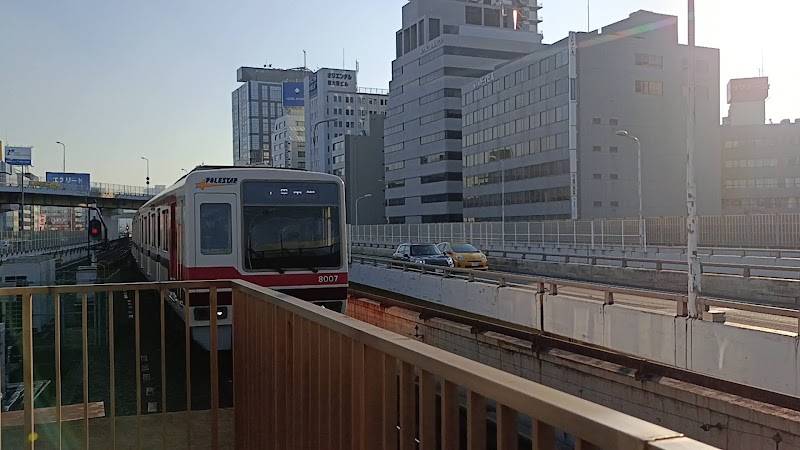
(0, 279), (716, 449)
(351, 213), (800, 249)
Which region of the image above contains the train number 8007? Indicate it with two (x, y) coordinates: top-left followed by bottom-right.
(318, 275), (339, 283)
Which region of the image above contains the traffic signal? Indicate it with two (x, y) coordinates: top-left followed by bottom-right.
(89, 219), (102, 239)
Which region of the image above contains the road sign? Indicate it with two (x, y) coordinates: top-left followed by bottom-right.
(46, 172), (91, 193)
(5, 146), (32, 165)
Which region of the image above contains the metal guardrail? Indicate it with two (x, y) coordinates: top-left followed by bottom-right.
(351, 213), (800, 249)
(0, 179), (152, 198)
(1, 279), (715, 449)
(0, 231), (86, 258)
(352, 242), (800, 280)
(351, 255), (800, 334)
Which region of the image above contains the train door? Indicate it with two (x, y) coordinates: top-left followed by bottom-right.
(170, 202), (178, 280)
(193, 193), (238, 277)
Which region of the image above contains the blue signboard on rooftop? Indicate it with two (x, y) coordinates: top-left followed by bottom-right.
(46, 172), (91, 193)
(282, 81), (305, 108)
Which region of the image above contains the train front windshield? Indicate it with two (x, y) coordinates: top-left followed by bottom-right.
(242, 181), (342, 271)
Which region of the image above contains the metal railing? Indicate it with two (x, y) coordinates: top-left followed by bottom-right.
(352, 242), (800, 280)
(351, 255), (800, 334)
(0, 178), (152, 198)
(351, 213), (800, 249)
(1, 279), (715, 449)
(0, 230), (86, 258)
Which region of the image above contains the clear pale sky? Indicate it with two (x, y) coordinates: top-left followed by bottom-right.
(0, 0), (796, 187)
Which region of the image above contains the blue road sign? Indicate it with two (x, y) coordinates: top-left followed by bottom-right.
(282, 81), (305, 107)
(5, 146), (32, 165)
(46, 172), (91, 192)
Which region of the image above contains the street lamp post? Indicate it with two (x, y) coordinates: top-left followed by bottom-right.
(354, 193), (372, 226)
(141, 157), (150, 195)
(312, 118), (339, 172)
(56, 141), (66, 173)
(489, 155), (506, 249)
(616, 130), (646, 252)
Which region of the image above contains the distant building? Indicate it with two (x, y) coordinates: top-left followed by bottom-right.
(460, 11), (722, 222)
(383, 0), (544, 224)
(304, 68), (388, 174)
(331, 115), (386, 225)
(232, 67), (309, 166)
(272, 108), (307, 169)
(721, 77), (800, 213)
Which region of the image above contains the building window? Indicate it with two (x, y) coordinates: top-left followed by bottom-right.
(610, 201), (620, 207)
(429, 18), (441, 39)
(593, 201), (602, 207)
(610, 174), (619, 180)
(466, 6), (482, 25)
(592, 118), (602, 125)
(635, 53), (664, 69)
(593, 174), (602, 180)
(385, 161), (405, 172)
(635, 80), (663, 96)
(387, 180), (406, 189)
(483, 8), (500, 27)
(421, 172), (461, 184)
(610, 146), (619, 153)
(592, 146), (602, 152)
(609, 118), (619, 126)
(387, 198), (406, 206)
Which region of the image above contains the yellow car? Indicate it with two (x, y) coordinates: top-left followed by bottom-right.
(437, 242), (489, 270)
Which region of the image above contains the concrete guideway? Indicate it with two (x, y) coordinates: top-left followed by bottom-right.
(349, 257), (800, 399)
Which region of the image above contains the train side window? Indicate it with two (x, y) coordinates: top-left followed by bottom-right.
(161, 210), (169, 251)
(200, 203), (232, 255)
(157, 211), (162, 249)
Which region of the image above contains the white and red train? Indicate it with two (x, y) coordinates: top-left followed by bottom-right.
(132, 166), (348, 350)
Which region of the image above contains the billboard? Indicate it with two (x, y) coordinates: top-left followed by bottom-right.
(282, 82), (305, 107)
(46, 172), (91, 193)
(727, 77), (769, 104)
(5, 146), (32, 165)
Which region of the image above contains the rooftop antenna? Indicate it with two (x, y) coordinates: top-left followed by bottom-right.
(303, 50), (307, 70)
(342, 48), (346, 70)
(356, 60), (360, 73)
(588, 0), (591, 32)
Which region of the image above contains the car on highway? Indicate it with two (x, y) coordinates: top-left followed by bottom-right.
(437, 242), (488, 270)
(392, 243), (454, 267)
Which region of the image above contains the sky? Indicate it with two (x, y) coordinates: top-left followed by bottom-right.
(0, 0), (797, 187)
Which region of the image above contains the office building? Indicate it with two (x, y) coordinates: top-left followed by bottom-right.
(383, 0), (544, 224)
(461, 11), (721, 222)
(304, 68), (388, 174)
(332, 115), (386, 225)
(721, 77), (800, 213)
(272, 108), (307, 169)
(232, 67), (309, 166)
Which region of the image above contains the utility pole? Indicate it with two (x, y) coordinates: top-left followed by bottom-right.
(686, 0), (701, 318)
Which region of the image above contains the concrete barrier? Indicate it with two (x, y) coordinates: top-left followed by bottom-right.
(350, 259), (800, 397)
(497, 286), (541, 331)
(541, 295), (605, 345)
(687, 319), (799, 396)
(604, 305), (678, 366)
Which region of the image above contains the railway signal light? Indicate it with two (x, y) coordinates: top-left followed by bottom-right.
(89, 219), (102, 239)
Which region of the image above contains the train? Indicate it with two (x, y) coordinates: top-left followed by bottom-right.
(132, 166), (349, 351)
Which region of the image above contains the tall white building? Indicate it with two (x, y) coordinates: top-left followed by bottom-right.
(383, 0), (543, 224)
(304, 68), (388, 174)
(272, 108), (307, 169)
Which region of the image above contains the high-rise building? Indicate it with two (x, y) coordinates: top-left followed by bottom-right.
(383, 0), (544, 224)
(460, 11), (721, 222)
(304, 68), (388, 174)
(721, 77), (800, 213)
(272, 108), (307, 169)
(231, 67), (309, 166)
(332, 115), (387, 225)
